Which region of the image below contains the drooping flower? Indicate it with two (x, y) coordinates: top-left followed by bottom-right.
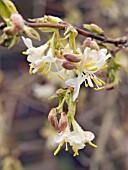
(69, 119), (97, 156)
(54, 119), (96, 156)
(54, 126), (71, 155)
(66, 47), (111, 101)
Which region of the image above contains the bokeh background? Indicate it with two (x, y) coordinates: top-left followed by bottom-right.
(0, 0), (128, 170)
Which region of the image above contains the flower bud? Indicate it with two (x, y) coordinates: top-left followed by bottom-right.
(90, 40), (99, 50)
(62, 61), (77, 70)
(48, 108), (58, 129)
(58, 112), (68, 132)
(63, 53), (81, 63)
(83, 37), (92, 50)
(11, 14), (24, 33)
(83, 38), (99, 50)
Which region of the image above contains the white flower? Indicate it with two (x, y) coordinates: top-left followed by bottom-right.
(22, 36), (49, 63)
(54, 120), (96, 156)
(68, 120), (96, 156)
(22, 37), (65, 78)
(32, 48), (65, 79)
(66, 47), (111, 101)
(54, 126), (71, 155)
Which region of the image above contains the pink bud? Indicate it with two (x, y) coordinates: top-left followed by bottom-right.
(58, 112), (68, 132)
(83, 37), (92, 50)
(62, 61), (77, 70)
(48, 108), (58, 129)
(63, 53), (81, 62)
(90, 41), (99, 50)
(11, 14), (24, 33)
(83, 38), (99, 50)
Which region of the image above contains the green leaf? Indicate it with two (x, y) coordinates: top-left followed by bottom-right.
(24, 26), (40, 41)
(0, 0), (18, 19)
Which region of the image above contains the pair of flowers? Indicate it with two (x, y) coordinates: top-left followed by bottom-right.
(22, 37), (111, 101)
(54, 119), (97, 156)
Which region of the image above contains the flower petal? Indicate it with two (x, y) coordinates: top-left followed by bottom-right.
(83, 131), (95, 142)
(22, 36), (33, 48)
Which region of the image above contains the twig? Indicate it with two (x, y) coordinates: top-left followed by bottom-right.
(24, 21), (128, 47)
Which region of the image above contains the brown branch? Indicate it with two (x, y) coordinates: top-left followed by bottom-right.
(25, 21), (128, 47)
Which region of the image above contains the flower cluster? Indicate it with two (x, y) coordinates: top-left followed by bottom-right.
(21, 16), (111, 156)
(22, 35), (111, 101)
(66, 47), (111, 101)
(47, 88), (97, 156)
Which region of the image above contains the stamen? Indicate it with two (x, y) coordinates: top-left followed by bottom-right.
(54, 141), (65, 155)
(72, 148), (79, 157)
(93, 77), (102, 86)
(54, 146), (61, 155)
(85, 80), (88, 87)
(38, 63), (46, 72)
(22, 51), (27, 55)
(99, 79), (105, 85)
(58, 74), (65, 80)
(88, 67), (98, 71)
(29, 64), (33, 74)
(44, 67), (51, 78)
(101, 64), (108, 70)
(94, 86), (105, 90)
(87, 77), (94, 87)
(88, 142), (97, 148)
(84, 62), (96, 68)
(74, 69), (80, 75)
(65, 141), (68, 151)
(44, 63), (51, 78)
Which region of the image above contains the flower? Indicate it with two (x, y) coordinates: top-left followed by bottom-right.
(69, 120), (97, 156)
(66, 47), (111, 101)
(22, 37), (65, 78)
(54, 126), (71, 155)
(54, 119), (96, 156)
(22, 36), (49, 63)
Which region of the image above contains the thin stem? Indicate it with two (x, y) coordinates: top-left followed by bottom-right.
(24, 21), (128, 47)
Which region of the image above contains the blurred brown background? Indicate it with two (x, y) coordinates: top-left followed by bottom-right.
(0, 0), (128, 170)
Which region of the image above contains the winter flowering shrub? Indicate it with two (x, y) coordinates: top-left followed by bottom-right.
(0, 0), (128, 158)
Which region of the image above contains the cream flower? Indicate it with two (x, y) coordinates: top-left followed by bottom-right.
(68, 120), (96, 156)
(22, 36), (49, 63)
(66, 47), (111, 101)
(54, 126), (71, 155)
(31, 48), (65, 78)
(54, 120), (96, 156)
(22, 37), (65, 78)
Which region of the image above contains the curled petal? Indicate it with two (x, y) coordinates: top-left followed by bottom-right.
(22, 36), (33, 48)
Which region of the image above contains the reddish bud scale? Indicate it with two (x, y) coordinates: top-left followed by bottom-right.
(58, 112), (68, 132)
(48, 108), (58, 129)
(62, 61), (76, 70)
(63, 53), (81, 62)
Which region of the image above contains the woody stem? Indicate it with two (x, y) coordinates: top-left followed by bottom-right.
(24, 21), (128, 47)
